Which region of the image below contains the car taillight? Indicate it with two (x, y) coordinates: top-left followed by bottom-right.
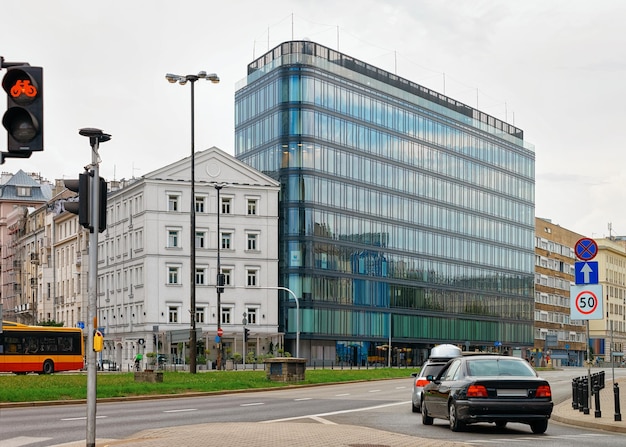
(467, 385), (488, 397)
(536, 385), (552, 398)
(415, 378), (430, 387)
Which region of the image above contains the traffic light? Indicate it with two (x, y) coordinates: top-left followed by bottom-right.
(244, 327), (250, 343)
(64, 171), (108, 233)
(217, 273), (225, 293)
(64, 172), (90, 229)
(2, 65), (43, 152)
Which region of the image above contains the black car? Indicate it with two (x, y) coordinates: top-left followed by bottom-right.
(421, 355), (553, 434)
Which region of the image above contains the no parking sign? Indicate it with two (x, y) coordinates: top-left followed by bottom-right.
(570, 284), (603, 320)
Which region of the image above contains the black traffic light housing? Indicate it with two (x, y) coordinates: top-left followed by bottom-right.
(217, 273), (225, 293)
(64, 171), (108, 233)
(244, 327), (250, 343)
(2, 65), (43, 153)
(64, 172), (90, 229)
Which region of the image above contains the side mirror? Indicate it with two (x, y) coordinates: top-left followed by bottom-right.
(411, 372), (418, 377)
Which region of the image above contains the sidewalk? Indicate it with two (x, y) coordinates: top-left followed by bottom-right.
(58, 423), (471, 447)
(551, 377), (626, 434)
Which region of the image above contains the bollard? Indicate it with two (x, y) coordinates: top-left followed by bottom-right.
(615, 383), (622, 422)
(594, 383), (601, 418)
(582, 377), (589, 414)
(572, 378), (579, 409)
(578, 378), (585, 412)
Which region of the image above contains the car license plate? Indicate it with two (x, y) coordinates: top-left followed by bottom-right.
(497, 389), (527, 397)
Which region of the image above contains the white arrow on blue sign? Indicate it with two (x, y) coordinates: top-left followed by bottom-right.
(575, 261), (598, 285)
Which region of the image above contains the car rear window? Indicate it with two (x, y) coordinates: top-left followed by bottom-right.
(422, 363), (446, 377)
(467, 358), (535, 377)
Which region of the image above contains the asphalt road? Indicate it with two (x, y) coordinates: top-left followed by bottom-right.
(2, 367), (626, 447)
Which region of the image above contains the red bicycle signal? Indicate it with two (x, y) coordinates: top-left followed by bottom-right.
(10, 79), (37, 98)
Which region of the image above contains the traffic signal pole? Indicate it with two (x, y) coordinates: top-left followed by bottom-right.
(79, 128), (110, 447)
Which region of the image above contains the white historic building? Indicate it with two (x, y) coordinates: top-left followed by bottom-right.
(97, 147), (280, 368)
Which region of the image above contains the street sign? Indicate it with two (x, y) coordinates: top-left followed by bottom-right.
(169, 328), (201, 343)
(217, 328), (223, 337)
(575, 261), (598, 284)
(570, 284), (603, 320)
(575, 238), (598, 261)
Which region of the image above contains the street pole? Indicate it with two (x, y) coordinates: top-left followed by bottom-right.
(189, 78), (197, 374)
(165, 71), (219, 374)
(79, 128), (110, 447)
(215, 183), (223, 370)
(258, 286), (299, 358)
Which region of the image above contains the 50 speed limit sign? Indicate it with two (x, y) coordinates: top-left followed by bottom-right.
(570, 284), (603, 320)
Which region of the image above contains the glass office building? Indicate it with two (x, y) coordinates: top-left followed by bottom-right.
(235, 41), (535, 365)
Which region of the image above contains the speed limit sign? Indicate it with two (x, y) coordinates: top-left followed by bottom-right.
(570, 284), (603, 320)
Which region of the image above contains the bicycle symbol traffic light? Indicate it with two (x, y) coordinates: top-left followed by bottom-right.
(2, 65), (44, 153)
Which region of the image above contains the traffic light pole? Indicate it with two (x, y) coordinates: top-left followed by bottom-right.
(79, 128), (110, 447)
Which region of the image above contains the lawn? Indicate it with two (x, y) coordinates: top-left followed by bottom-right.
(0, 368), (415, 403)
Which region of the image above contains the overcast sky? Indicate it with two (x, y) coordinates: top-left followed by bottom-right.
(2, 1), (625, 239)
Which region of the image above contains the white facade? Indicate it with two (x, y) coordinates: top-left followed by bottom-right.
(96, 147), (280, 368)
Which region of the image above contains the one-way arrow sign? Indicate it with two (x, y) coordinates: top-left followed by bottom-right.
(575, 261), (598, 285)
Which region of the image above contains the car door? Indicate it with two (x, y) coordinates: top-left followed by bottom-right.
(428, 359), (462, 418)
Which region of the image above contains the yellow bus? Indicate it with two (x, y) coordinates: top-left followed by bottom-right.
(0, 321), (84, 374)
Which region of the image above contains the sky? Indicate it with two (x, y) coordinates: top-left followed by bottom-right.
(2, 0), (625, 239)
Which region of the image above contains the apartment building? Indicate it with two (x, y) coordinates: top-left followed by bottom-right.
(534, 218), (586, 366)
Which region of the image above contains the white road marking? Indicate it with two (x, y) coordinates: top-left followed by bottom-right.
(294, 397), (312, 401)
(60, 415), (107, 421)
(1, 437), (52, 447)
(163, 408), (197, 413)
(368, 389), (381, 393)
(310, 416), (337, 425)
(335, 393), (350, 396)
(240, 402), (265, 406)
(262, 400), (411, 423)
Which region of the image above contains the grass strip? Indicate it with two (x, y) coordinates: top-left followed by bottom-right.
(0, 367), (414, 403)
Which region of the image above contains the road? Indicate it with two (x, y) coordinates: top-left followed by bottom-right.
(1, 367), (625, 447)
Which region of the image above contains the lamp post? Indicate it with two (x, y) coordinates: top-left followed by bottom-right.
(215, 183), (225, 369)
(258, 286), (299, 358)
(165, 71), (219, 374)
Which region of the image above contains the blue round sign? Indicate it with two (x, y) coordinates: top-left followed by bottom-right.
(575, 238), (598, 261)
(214, 336), (221, 343)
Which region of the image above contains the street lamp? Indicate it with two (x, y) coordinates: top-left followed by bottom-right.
(258, 286), (300, 358)
(215, 183), (226, 369)
(165, 71), (219, 374)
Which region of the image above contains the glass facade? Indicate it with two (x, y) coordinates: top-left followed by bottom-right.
(235, 41), (535, 365)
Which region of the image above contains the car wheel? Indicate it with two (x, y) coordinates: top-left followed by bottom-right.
(412, 400), (420, 413)
(43, 360), (54, 375)
(530, 420), (548, 434)
(449, 401), (465, 432)
(495, 421), (507, 429)
(422, 404), (433, 425)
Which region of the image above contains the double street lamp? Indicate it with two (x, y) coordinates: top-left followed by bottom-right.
(165, 71), (219, 374)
